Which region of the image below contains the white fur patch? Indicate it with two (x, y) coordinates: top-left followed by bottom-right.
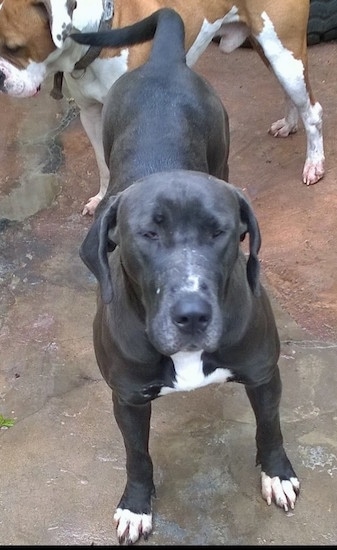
(160, 350), (232, 395)
(258, 12), (305, 95)
(72, 0), (103, 32)
(261, 471), (300, 511)
(186, 7), (240, 66)
(114, 508), (152, 545)
(49, 0), (74, 47)
(182, 274), (200, 293)
(67, 53), (129, 105)
(0, 58), (46, 97)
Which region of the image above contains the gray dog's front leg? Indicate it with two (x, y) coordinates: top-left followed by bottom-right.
(112, 393), (155, 543)
(245, 368), (300, 510)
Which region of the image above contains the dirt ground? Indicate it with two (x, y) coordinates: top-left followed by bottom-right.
(196, 41), (337, 343)
(0, 38), (337, 547)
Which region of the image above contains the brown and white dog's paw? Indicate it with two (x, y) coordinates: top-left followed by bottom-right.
(114, 508), (152, 545)
(269, 117), (298, 138)
(302, 158), (325, 185)
(82, 194), (102, 216)
(261, 471), (300, 512)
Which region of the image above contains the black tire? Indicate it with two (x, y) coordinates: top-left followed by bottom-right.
(307, 0), (337, 45)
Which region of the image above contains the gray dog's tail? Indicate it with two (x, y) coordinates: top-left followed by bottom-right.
(71, 8), (186, 65)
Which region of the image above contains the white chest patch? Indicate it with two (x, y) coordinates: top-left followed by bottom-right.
(159, 351), (232, 395)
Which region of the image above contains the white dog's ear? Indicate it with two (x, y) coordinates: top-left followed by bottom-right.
(37, 0), (77, 48)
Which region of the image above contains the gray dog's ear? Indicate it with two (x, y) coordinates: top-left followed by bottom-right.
(79, 195), (121, 304)
(234, 188), (261, 295)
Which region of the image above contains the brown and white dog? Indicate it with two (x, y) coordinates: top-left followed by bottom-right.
(0, 0), (324, 215)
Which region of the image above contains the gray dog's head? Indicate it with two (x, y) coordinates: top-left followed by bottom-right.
(80, 170), (261, 356)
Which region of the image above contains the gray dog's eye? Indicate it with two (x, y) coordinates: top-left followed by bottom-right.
(142, 231), (159, 240)
(212, 229), (224, 239)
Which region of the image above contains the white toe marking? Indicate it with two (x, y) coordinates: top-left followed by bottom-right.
(114, 508), (152, 544)
(261, 472), (300, 512)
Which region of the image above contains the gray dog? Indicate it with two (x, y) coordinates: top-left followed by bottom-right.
(72, 8), (299, 546)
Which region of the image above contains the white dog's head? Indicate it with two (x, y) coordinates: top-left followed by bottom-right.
(0, 0), (77, 96)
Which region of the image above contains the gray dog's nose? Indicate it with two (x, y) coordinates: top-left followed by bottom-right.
(172, 295), (211, 334)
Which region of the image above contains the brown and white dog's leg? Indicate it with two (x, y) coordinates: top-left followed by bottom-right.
(79, 104), (110, 215)
(254, 11), (324, 186)
(269, 92), (324, 186)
